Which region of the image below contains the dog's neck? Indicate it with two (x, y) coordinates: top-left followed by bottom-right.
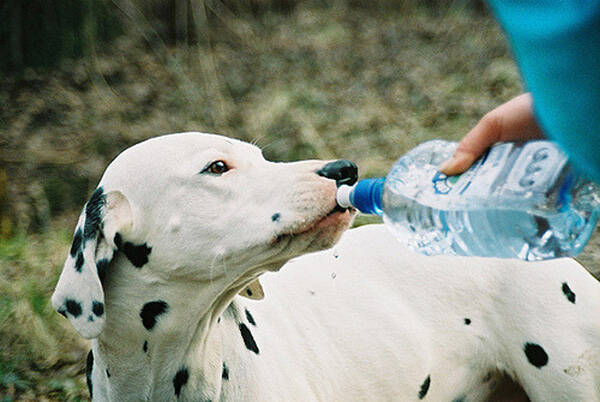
(92, 253), (277, 401)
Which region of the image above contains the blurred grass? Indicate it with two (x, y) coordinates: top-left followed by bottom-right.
(0, 225), (89, 400)
(1, 1), (598, 400)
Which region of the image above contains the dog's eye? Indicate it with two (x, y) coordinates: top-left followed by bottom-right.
(202, 160), (229, 175)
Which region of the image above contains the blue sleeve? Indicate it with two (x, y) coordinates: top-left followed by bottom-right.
(487, 1), (600, 181)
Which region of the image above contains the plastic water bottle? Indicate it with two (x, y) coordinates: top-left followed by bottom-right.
(336, 140), (600, 260)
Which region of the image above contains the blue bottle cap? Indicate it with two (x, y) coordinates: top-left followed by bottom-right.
(350, 178), (385, 215)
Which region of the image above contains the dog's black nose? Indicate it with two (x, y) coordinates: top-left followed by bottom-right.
(316, 160), (358, 187)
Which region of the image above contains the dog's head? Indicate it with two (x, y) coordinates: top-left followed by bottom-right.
(52, 133), (356, 338)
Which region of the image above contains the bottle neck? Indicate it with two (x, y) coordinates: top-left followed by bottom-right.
(350, 178), (385, 215)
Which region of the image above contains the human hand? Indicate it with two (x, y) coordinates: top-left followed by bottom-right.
(439, 93), (545, 176)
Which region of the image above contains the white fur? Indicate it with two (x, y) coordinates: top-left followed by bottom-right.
(53, 133), (600, 401)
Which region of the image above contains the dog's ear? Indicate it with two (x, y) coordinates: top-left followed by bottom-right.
(51, 188), (132, 339)
(239, 279), (264, 300)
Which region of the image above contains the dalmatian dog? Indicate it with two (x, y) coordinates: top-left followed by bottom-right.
(52, 132), (600, 401)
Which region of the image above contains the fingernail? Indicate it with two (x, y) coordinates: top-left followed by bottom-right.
(438, 154), (458, 173)
(438, 158), (454, 173)
(439, 152), (469, 175)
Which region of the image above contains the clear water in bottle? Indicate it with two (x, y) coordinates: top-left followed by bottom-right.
(339, 140), (600, 260)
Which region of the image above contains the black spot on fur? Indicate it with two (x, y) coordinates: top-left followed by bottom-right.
(124, 242), (152, 267)
(173, 367), (189, 397)
(562, 282), (576, 304)
(239, 323), (259, 354)
(224, 303), (237, 319)
(92, 301), (104, 317)
(97, 258), (110, 282)
(114, 233), (152, 268)
(86, 350), (94, 398)
(113, 232), (122, 248)
(464, 318), (471, 325)
(75, 251), (84, 272)
(106, 369), (111, 378)
(143, 340), (148, 353)
(70, 228), (83, 257)
(65, 299), (82, 317)
(524, 342), (549, 368)
(246, 288), (253, 297)
(271, 213), (281, 222)
(84, 188), (105, 239)
(245, 309), (256, 326)
(140, 300), (169, 330)
(222, 362), (229, 380)
(418, 375), (430, 399)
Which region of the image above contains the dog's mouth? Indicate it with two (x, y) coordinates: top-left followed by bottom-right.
(273, 205), (354, 244)
(327, 204), (349, 216)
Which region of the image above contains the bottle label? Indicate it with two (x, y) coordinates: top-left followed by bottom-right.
(431, 141), (567, 202)
(503, 142), (567, 195)
(432, 143), (514, 197)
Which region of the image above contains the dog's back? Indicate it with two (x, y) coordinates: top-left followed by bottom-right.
(234, 224), (600, 401)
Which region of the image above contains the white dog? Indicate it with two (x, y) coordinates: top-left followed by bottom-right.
(52, 133), (600, 401)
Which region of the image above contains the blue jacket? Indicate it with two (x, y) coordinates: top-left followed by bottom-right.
(488, 1), (600, 181)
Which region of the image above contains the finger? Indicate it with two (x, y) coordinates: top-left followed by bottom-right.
(439, 116), (501, 175)
(483, 93), (544, 143)
(438, 148), (483, 176)
(439, 93), (544, 175)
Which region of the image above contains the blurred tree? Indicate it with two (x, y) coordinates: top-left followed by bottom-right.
(0, 0), (486, 74)
(0, 0), (122, 73)
(0, 168), (9, 239)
